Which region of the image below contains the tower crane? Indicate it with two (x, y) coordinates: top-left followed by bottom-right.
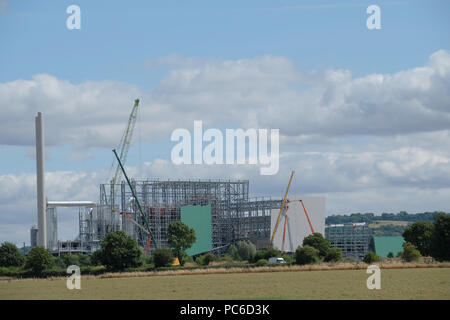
(113, 149), (157, 254)
(270, 170), (295, 248)
(109, 98), (140, 206)
(270, 170), (316, 251)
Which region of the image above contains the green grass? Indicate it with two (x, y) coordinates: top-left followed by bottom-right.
(0, 268), (449, 300)
(369, 220), (409, 228)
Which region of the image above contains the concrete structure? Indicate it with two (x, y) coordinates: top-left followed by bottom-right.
(325, 222), (370, 260)
(30, 226), (38, 248)
(270, 197), (326, 252)
(35, 112), (46, 248)
(46, 207), (58, 250)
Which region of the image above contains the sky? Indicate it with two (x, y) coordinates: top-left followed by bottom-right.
(0, 0), (449, 246)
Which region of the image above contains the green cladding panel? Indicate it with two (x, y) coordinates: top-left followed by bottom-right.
(181, 205), (212, 256)
(374, 236), (405, 258)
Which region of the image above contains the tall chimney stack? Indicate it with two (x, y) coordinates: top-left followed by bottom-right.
(35, 112), (46, 248)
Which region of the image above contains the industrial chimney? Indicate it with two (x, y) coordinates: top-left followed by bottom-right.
(35, 112), (46, 248)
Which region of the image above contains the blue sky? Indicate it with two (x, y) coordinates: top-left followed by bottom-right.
(2, 0), (449, 85)
(1, 0), (449, 174)
(1, 0), (449, 244)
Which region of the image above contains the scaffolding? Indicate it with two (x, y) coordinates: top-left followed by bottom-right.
(77, 179), (281, 254)
(325, 223), (370, 260)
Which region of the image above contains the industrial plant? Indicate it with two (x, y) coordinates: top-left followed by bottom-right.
(31, 100), (328, 257)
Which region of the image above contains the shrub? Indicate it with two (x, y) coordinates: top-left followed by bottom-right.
(264, 246), (282, 260)
(295, 245), (320, 265)
(55, 253), (90, 268)
(78, 254), (91, 266)
(324, 247), (343, 262)
(184, 255), (194, 263)
(97, 231), (143, 271)
(203, 253), (216, 265)
(145, 254), (154, 265)
(251, 247), (282, 263)
(0, 242), (25, 267)
(53, 256), (66, 268)
(90, 249), (103, 266)
(250, 250), (265, 263)
(219, 253), (234, 263)
(255, 259), (269, 267)
(196, 253), (216, 266)
(344, 256), (356, 263)
(402, 242), (421, 262)
(25, 247), (54, 275)
(387, 252), (394, 258)
(302, 233), (330, 258)
(153, 248), (174, 268)
(228, 245), (240, 260)
(236, 241), (256, 261)
(363, 252), (380, 264)
(281, 253), (294, 264)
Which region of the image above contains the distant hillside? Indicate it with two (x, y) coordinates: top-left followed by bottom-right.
(325, 211), (442, 225)
(325, 211), (448, 237)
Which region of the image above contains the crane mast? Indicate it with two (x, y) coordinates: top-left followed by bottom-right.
(110, 99), (140, 206)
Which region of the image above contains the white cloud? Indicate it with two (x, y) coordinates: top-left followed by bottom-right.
(1, 50), (449, 149)
(1, 50), (450, 245)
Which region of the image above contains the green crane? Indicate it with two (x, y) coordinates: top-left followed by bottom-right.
(113, 148), (158, 252)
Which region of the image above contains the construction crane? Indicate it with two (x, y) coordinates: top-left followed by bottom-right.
(281, 201), (289, 252)
(113, 149), (157, 254)
(300, 199), (315, 234)
(269, 170), (295, 248)
(271, 170), (316, 251)
(280, 199), (315, 252)
(110, 98), (140, 206)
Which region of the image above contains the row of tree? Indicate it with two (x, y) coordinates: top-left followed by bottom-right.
(0, 220), (197, 275)
(2, 213), (448, 275)
(402, 212), (450, 261)
(325, 211), (441, 225)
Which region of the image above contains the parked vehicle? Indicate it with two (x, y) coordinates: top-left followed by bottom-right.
(268, 257), (286, 264)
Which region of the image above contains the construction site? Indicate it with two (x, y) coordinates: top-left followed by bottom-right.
(31, 99), (326, 257)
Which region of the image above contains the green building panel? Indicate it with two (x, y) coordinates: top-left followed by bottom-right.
(373, 236), (405, 258)
(181, 205), (212, 256)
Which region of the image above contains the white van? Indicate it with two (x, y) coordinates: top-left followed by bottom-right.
(268, 257), (286, 264)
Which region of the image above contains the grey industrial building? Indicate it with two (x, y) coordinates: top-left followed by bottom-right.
(325, 222), (370, 260)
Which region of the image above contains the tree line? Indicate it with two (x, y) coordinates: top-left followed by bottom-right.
(1, 213), (448, 277)
(325, 211), (442, 225)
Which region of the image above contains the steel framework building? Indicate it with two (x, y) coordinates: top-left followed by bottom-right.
(325, 223), (370, 260)
(73, 179), (281, 255)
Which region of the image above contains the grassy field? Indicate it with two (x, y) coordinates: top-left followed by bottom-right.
(369, 220), (410, 228)
(0, 267), (449, 300)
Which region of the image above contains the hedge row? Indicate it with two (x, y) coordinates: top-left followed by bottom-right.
(0, 261), (294, 278)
